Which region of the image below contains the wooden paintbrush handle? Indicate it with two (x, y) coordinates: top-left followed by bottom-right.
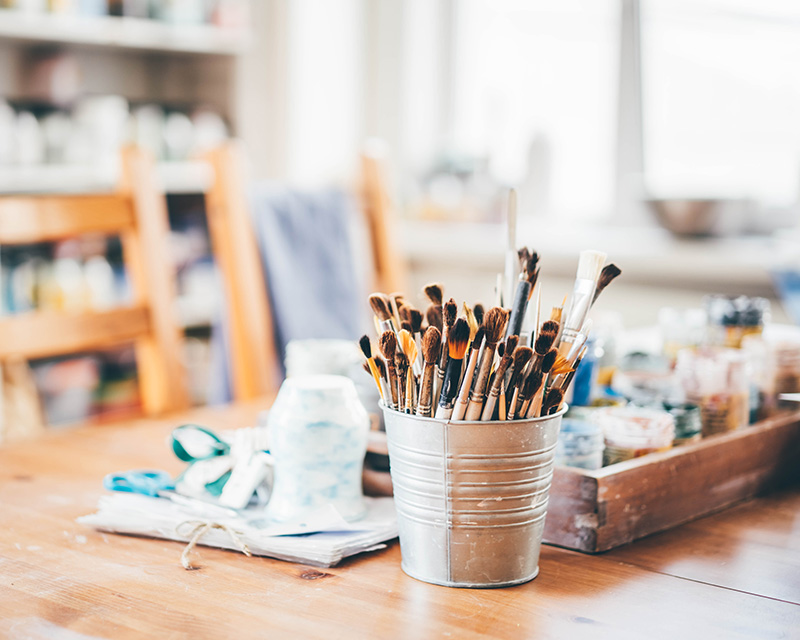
(416, 363), (435, 417)
(465, 345), (495, 421)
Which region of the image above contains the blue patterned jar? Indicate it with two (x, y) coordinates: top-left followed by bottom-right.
(266, 375), (369, 522)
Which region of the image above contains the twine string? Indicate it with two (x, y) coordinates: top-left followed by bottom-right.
(176, 520), (252, 570)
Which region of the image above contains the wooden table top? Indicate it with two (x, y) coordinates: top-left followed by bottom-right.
(1, 400), (799, 639)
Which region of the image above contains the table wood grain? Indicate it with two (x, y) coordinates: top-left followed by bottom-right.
(1, 401), (798, 640)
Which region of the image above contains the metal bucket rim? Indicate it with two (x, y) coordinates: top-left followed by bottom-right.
(380, 402), (568, 426)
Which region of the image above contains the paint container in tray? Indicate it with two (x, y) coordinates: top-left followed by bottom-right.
(675, 347), (750, 437)
(382, 404), (566, 588)
(555, 408), (604, 470)
(742, 333), (800, 418)
(662, 401), (702, 445)
(594, 406), (675, 466)
(704, 295), (769, 349)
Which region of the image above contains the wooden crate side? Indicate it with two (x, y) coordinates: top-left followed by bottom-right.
(593, 415), (800, 552)
(543, 466), (600, 552)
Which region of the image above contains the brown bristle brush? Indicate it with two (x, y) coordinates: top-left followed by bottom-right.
(592, 263), (622, 306)
(505, 248), (540, 339)
(518, 369), (544, 419)
(423, 283), (444, 308)
(473, 303), (485, 327)
(505, 346), (533, 414)
(408, 307), (424, 373)
(397, 329), (418, 414)
(425, 304), (443, 333)
(434, 318), (470, 420)
(481, 339), (516, 421)
(416, 326), (442, 417)
(531, 328), (558, 372)
(543, 387), (565, 416)
(374, 355), (390, 404)
(465, 307), (510, 420)
(379, 331), (399, 410)
(452, 326), (485, 421)
(395, 351), (409, 413)
(359, 335), (383, 403)
(370, 294), (395, 335)
(434, 298), (459, 406)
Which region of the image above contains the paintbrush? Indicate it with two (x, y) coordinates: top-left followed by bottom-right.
(465, 307), (510, 420)
(370, 293), (395, 336)
(434, 318), (470, 420)
(379, 331), (399, 410)
(398, 329), (418, 414)
(416, 326), (442, 417)
(406, 307), (424, 374)
(591, 263), (622, 307)
(473, 303), (485, 327)
(516, 369), (544, 420)
(503, 189), (518, 307)
(389, 292), (405, 330)
(505, 249), (539, 339)
(561, 249), (606, 341)
(505, 346), (533, 413)
(542, 387), (565, 416)
(530, 327), (558, 374)
(434, 298), (458, 406)
(374, 355), (391, 406)
(452, 326), (485, 421)
(425, 304), (443, 333)
(395, 351), (409, 413)
(481, 337), (517, 421)
(359, 335), (383, 403)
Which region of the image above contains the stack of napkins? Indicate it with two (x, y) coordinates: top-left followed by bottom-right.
(79, 494), (398, 567)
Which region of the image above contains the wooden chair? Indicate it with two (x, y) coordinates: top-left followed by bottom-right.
(203, 141), (406, 403)
(0, 146), (189, 424)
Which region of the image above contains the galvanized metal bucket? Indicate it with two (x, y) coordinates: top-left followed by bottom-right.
(382, 405), (566, 588)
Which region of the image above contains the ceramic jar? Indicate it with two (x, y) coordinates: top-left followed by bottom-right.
(266, 375), (369, 522)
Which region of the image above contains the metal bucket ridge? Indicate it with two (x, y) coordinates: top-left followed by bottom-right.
(382, 405), (566, 588)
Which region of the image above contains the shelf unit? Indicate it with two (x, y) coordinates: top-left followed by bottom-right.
(0, 10), (254, 412)
(0, 11), (250, 55)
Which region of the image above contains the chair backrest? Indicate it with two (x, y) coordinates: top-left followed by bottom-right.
(204, 142), (281, 401)
(0, 146), (189, 417)
(204, 141), (406, 403)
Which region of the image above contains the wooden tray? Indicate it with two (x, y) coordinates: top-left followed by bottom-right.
(543, 410), (800, 553)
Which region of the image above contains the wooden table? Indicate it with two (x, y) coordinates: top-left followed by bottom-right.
(1, 401), (799, 639)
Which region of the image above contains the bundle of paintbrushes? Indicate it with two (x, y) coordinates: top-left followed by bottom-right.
(359, 248), (621, 422)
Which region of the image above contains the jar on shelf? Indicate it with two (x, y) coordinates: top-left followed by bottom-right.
(266, 375), (369, 522)
(704, 295), (769, 349)
(593, 406), (675, 466)
(742, 334), (800, 417)
(675, 347), (750, 436)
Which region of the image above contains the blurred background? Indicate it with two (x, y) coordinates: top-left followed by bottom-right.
(2, 0), (800, 425)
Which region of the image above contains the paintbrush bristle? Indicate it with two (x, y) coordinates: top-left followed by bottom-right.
(448, 318), (470, 360)
(511, 346), (533, 380)
(398, 329), (417, 364)
(463, 302), (478, 341)
(426, 305), (443, 332)
(401, 321), (413, 333)
(544, 388), (564, 415)
(504, 334), (519, 356)
(421, 326), (442, 364)
(541, 348), (558, 374)
(424, 283), (443, 307)
(482, 307), (510, 345)
(379, 330), (397, 361)
(359, 334), (372, 359)
(594, 263), (622, 301)
(369, 293), (392, 321)
(472, 326), (486, 351)
(443, 299), (458, 330)
(473, 304), (485, 326)
(395, 351), (408, 372)
(374, 355), (387, 379)
(550, 306), (563, 323)
(523, 369), (543, 400)
(541, 320), (560, 335)
(534, 330), (557, 355)
(408, 308), (423, 333)
(550, 353), (575, 376)
(362, 361), (371, 375)
(576, 249), (607, 282)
